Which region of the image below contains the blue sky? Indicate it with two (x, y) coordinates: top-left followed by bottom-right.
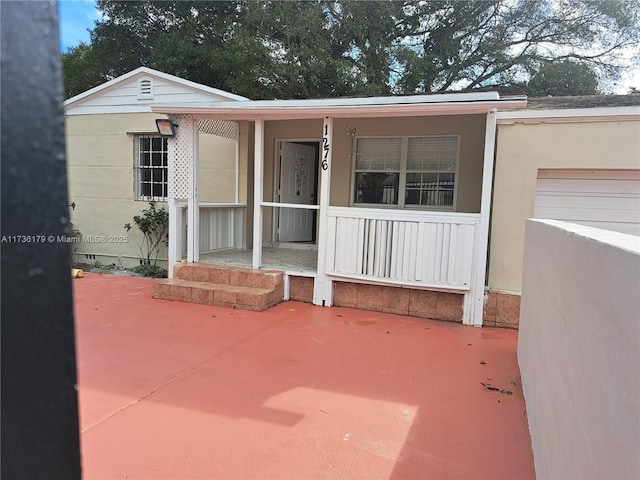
(58, 0), (101, 52)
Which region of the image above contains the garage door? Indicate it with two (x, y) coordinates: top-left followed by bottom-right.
(535, 169), (640, 236)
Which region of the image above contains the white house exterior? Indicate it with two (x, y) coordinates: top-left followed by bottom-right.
(65, 67), (640, 328)
(151, 93), (527, 327)
(64, 67), (247, 268)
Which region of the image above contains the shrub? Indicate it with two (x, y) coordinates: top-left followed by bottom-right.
(124, 203), (169, 267)
(131, 264), (167, 278)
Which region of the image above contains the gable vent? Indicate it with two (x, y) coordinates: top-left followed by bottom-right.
(137, 78), (153, 99)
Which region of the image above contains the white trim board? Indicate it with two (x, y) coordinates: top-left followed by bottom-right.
(152, 94), (526, 120)
(497, 106), (640, 124)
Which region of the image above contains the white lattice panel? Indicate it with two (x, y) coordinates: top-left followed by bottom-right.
(197, 119), (239, 140)
(167, 115), (193, 199)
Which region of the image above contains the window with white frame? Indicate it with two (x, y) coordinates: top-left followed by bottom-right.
(353, 135), (459, 209)
(136, 135), (168, 201)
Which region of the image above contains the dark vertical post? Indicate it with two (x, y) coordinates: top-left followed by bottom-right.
(1, 1), (82, 478)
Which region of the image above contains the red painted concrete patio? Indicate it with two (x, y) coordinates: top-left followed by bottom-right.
(74, 273), (535, 479)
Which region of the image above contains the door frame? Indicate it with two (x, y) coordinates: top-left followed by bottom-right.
(272, 139), (321, 242)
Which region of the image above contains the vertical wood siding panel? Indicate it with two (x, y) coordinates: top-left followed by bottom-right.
(415, 223), (425, 281)
(459, 224), (475, 286)
(380, 220), (387, 277)
(390, 221), (400, 278)
(432, 222), (442, 284)
(349, 216), (360, 273)
(396, 221), (405, 280)
(356, 218), (365, 275)
(407, 222), (418, 281)
(325, 216), (337, 272)
(324, 209), (477, 289)
(442, 223), (452, 283)
(447, 224), (458, 284)
(199, 208), (209, 250)
(361, 218), (369, 275)
(385, 220), (393, 277)
(335, 216), (346, 272)
(366, 220), (376, 275)
(401, 222), (411, 280)
(424, 223), (436, 283)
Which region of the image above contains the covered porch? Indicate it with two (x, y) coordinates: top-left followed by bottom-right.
(152, 92), (526, 326)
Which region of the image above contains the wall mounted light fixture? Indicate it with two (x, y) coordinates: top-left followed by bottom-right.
(155, 118), (178, 137)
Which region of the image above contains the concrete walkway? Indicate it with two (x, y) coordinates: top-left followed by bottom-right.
(74, 273), (535, 479)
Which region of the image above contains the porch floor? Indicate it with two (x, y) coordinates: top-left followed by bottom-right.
(199, 245), (318, 274)
(74, 273), (535, 480)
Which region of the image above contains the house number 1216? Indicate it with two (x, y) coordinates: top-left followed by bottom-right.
(322, 124), (329, 170)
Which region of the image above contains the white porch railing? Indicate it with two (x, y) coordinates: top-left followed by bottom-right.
(325, 207), (479, 291)
(180, 203), (245, 257)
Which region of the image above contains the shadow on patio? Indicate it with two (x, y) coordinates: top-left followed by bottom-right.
(74, 273), (534, 479)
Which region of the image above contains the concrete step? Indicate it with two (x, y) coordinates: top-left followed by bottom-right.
(173, 263), (282, 290)
(153, 263), (284, 312)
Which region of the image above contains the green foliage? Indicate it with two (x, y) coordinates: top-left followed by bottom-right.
(527, 61), (600, 96)
(90, 260), (105, 270)
(62, 43), (106, 99)
(131, 264), (168, 278)
(393, 0), (639, 93)
(89, 0), (252, 96)
(63, 0), (640, 98)
(124, 203), (169, 267)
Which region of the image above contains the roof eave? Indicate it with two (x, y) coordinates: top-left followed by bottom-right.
(151, 99), (527, 120)
(497, 105), (640, 121)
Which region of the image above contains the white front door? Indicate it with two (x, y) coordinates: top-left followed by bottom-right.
(278, 142), (317, 242)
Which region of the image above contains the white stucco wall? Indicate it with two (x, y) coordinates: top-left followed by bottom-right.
(65, 113), (237, 267)
(490, 117), (640, 294)
(518, 219), (640, 480)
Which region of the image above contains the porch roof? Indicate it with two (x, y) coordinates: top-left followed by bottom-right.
(151, 91), (527, 120)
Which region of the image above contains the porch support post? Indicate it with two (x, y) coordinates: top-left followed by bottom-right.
(313, 116), (334, 306)
(252, 118), (264, 269)
(466, 109), (497, 326)
(167, 198), (181, 278)
(187, 117), (200, 262)
(234, 138), (240, 204)
(166, 115), (185, 277)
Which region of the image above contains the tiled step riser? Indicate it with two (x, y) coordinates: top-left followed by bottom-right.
(173, 263), (282, 290)
(154, 263), (285, 312)
(153, 282), (283, 312)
